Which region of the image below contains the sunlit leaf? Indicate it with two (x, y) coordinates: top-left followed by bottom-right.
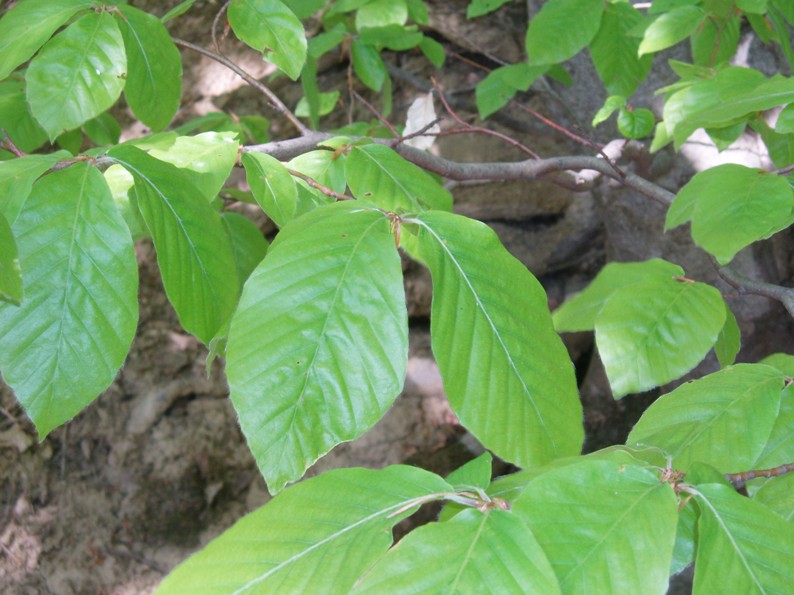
(0, 211), (22, 304)
(242, 152), (299, 227)
(0, 153), (64, 224)
(525, 0), (604, 65)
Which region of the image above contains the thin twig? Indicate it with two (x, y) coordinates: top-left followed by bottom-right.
(172, 38), (310, 137)
(434, 79), (541, 160)
(211, 0), (232, 52)
(286, 168), (354, 200)
(725, 462), (794, 490)
(351, 90), (400, 138)
(391, 117), (443, 149)
(714, 256), (794, 319)
(1, 129), (25, 157)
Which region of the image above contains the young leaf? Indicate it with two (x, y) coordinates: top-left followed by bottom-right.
(759, 352), (794, 376)
(116, 5), (182, 131)
(752, 383), (794, 469)
(354, 509), (561, 594)
(752, 473), (794, 521)
(108, 145), (238, 344)
(83, 112), (121, 147)
(627, 364), (785, 472)
(356, 0), (407, 30)
(592, 95), (626, 128)
(512, 459), (678, 594)
(419, 35), (445, 68)
(714, 305), (741, 367)
(0, 81), (47, 153)
(666, 164), (794, 264)
(0, 0), (94, 81)
(638, 6), (706, 56)
(467, 0), (512, 19)
(691, 13), (740, 67)
(595, 276), (727, 397)
(161, 0), (199, 23)
(445, 451), (493, 490)
(157, 466), (452, 593)
(670, 497), (698, 575)
(148, 132), (240, 202)
(228, 0), (307, 80)
(0, 212), (22, 304)
(242, 152), (299, 227)
(26, 11), (127, 140)
(475, 63), (547, 119)
(617, 107), (655, 139)
(553, 259), (684, 333)
(589, 1), (652, 97)
(692, 483), (794, 594)
(525, 0), (605, 65)
(226, 202), (408, 493)
(346, 144), (452, 212)
(0, 153), (64, 224)
(0, 163), (138, 438)
(402, 211), (584, 467)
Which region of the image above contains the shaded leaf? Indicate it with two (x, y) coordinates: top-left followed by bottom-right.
(402, 211), (583, 467)
(158, 466), (452, 593)
(618, 107), (655, 139)
(595, 276), (726, 397)
(354, 509), (561, 594)
(475, 63), (547, 119)
(714, 305), (740, 367)
(752, 382), (794, 469)
(346, 144), (452, 212)
(467, 0), (512, 18)
(627, 364), (784, 472)
(26, 11), (127, 140)
(351, 40), (387, 91)
(226, 202), (408, 493)
(0, 81), (47, 152)
(242, 152), (298, 227)
(221, 211), (269, 287)
(108, 145), (238, 344)
(525, 0), (605, 65)
(752, 473), (794, 522)
(0, 163), (137, 437)
(117, 5), (182, 131)
(512, 459), (678, 594)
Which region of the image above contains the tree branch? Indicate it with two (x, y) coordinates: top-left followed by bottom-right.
(725, 462), (794, 490)
(715, 258), (794, 319)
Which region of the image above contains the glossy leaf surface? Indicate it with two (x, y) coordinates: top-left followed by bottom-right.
(0, 154), (64, 224)
(108, 145), (238, 344)
(26, 11), (127, 140)
(117, 5), (182, 131)
(354, 509), (561, 594)
(512, 459), (678, 595)
(0, 164), (137, 437)
(226, 202), (408, 492)
(627, 364), (784, 472)
(242, 152), (298, 227)
(595, 276), (726, 397)
(157, 466), (452, 594)
(402, 211), (583, 467)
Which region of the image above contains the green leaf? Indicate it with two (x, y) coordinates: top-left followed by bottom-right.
(0, 211), (22, 304)
(117, 5), (182, 131)
(775, 103), (794, 133)
(307, 25), (348, 57)
(525, 0), (605, 65)
(467, 0), (511, 18)
(288, 148), (347, 198)
(692, 483), (794, 593)
(356, 0), (407, 30)
(706, 121), (746, 152)
(617, 107), (655, 139)
(239, 115), (270, 143)
(55, 128), (83, 155)
(595, 276), (726, 397)
(0, 81), (47, 152)
(0, 0), (94, 81)
(402, 211), (583, 467)
(26, 11), (127, 140)
(108, 145), (238, 344)
(161, 0), (199, 22)
(737, 0), (768, 14)
(226, 202), (408, 493)
(295, 90), (340, 117)
(358, 25), (423, 51)
(148, 132), (240, 202)
(83, 112), (121, 146)
(0, 163), (138, 437)
(592, 95), (627, 127)
(639, 6), (706, 56)
(0, 153), (63, 224)
(346, 144), (452, 212)
(627, 364), (785, 472)
(666, 164), (794, 264)
(228, 0), (307, 80)
(752, 383), (794, 469)
(759, 352), (794, 376)
(475, 63), (547, 119)
(445, 452), (492, 490)
(714, 305), (740, 367)
(221, 211), (269, 287)
(419, 35), (445, 68)
(512, 459), (678, 594)
(752, 473), (794, 522)
(691, 13), (740, 67)
(242, 152), (299, 227)
(351, 40), (387, 91)
(671, 497), (698, 575)
(553, 259), (684, 333)
(589, 2), (652, 97)
(103, 164), (147, 240)
(354, 509), (561, 594)
(406, 0), (429, 24)
(157, 466), (452, 593)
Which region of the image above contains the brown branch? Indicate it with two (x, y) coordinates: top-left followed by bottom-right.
(1, 129), (25, 157)
(351, 90), (400, 138)
(714, 257), (794, 319)
(286, 168), (354, 201)
(725, 462), (794, 490)
(172, 38), (310, 137)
